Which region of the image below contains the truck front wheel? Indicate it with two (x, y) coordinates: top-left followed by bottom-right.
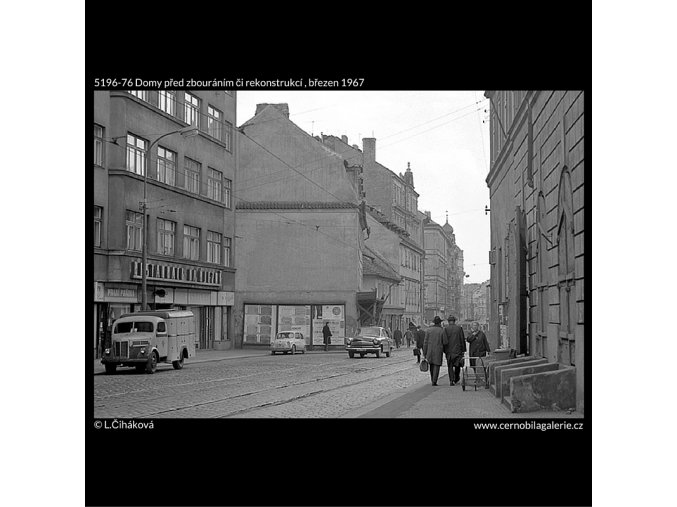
(104, 364), (117, 375)
(145, 352), (158, 374)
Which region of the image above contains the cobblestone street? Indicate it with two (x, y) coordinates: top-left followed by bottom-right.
(94, 347), (427, 418)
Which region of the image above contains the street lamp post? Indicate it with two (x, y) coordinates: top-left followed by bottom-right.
(141, 125), (199, 310)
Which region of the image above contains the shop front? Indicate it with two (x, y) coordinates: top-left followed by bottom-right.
(244, 303), (346, 349)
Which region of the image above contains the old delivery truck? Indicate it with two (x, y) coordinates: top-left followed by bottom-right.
(101, 310), (196, 374)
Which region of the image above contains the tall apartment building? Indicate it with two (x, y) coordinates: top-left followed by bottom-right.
(93, 90), (237, 356)
(422, 211), (464, 322)
(485, 90), (585, 412)
(321, 135), (425, 328)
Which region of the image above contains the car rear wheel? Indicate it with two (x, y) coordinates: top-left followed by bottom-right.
(359, 352), (365, 358)
(271, 351), (276, 355)
(385, 348), (391, 358)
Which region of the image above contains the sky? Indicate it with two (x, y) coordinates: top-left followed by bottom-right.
(236, 91), (492, 284)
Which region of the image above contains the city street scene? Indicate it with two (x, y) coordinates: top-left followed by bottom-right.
(93, 89), (585, 419)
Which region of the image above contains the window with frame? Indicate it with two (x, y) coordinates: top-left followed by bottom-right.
(224, 178), (232, 209)
(126, 210), (143, 251)
(224, 120), (233, 152)
(94, 124), (104, 166)
(158, 90), (176, 116)
(207, 231), (222, 264)
(129, 90), (149, 102)
(184, 92), (200, 128)
(183, 225), (200, 260)
(157, 219), (176, 256)
(94, 206), (103, 247)
(126, 133), (147, 175)
(156, 146), (176, 186)
(207, 105), (223, 141)
(224, 236), (232, 267)
(184, 157), (201, 194)
(208, 168), (223, 202)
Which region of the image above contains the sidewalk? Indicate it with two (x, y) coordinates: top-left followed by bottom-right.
(92, 346), (345, 375)
(342, 368), (585, 419)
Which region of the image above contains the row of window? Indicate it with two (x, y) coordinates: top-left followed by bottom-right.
(94, 124), (232, 207)
(94, 206), (231, 267)
(400, 245), (421, 273)
(128, 90), (233, 150)
(391, 179), (418, 213)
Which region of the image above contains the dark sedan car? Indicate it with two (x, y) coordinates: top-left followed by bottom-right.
(345, 326), (393, 358)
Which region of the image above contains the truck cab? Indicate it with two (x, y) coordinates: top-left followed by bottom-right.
(101, 310), (196, 374)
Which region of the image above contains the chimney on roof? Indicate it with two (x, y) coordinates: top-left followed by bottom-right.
(255, 103), (290, 118)
(363, 137), (376, 165)
(425, 210), (431, 219)
(341, 135), (348, 144)
(352, 144), (359, 149)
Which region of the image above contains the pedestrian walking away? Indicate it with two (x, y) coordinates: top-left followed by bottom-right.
(404, 324), (414, 348)
(443, 315), (466, 386)
(393, 328), (402, 349)
(467, 321), (490, 370)
(322, 322), (332, 351)
(414, 325), (426, 363)
(422, 316), (445, 385)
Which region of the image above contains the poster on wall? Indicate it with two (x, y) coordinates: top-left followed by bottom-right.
(277, 305), (312, 345)
(244, 304), (277, 345)
(311, 304), (345, 345)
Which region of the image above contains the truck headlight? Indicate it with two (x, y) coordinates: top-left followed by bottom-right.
(140, 348), (146, 355)
(104, 348), (110, 355)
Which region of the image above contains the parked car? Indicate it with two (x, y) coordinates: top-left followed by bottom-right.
(270, 331), (307, 355)
(345, 326), (392, 358)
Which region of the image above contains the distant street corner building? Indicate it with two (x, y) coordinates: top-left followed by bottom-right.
(93, 90), (237, 356)
(485, 91), (585, 413)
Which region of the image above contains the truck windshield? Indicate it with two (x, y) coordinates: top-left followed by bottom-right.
(114, 321), (154, 333)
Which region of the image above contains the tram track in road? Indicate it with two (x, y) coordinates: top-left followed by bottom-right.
(95, 352), (415, 402)
(118, 354), (421, 418)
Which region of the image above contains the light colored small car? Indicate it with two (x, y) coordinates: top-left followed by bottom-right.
(345, 326), (393, 358)
(270, 331), (307, 355)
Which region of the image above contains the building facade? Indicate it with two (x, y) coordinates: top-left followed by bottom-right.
(93, 90), (237, 356)
(234, 104), (370, 349)
(485, 90), (585, 412)
(321, 135), (425, 329)
(422, 212), (465, 322)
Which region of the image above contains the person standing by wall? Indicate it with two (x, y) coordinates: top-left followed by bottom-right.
(443, 315), (466, 386)
(322, 322), (332, 352)
(423, 316), (445, 386)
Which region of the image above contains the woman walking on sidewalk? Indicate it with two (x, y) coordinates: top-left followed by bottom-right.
(422, 316), (445, 386)
(413, 324), (425, 363)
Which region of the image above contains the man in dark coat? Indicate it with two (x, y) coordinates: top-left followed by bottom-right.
(322, 322), (332, 351)
(423, 316), (446, 386)
(467, 322), (490, 369)
(414, 325), (426, 363)
(443, 315), (466, 386)
(393, 328), (402, 348)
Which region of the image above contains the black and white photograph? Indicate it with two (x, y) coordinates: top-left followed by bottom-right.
(91, 89), (586, 421)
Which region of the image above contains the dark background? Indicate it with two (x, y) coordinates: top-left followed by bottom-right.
(86, 6), (591, 506)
